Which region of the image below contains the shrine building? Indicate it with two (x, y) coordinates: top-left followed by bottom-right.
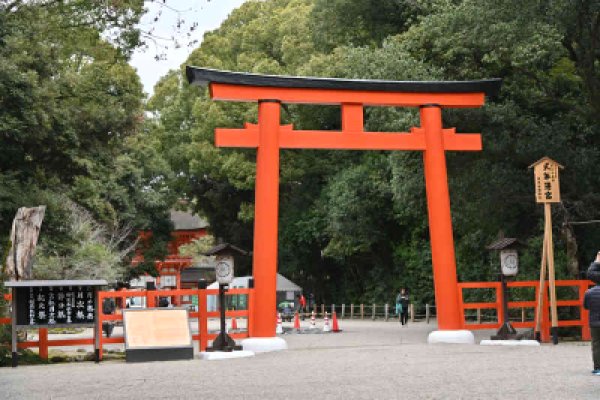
(131, 210), (209, 298)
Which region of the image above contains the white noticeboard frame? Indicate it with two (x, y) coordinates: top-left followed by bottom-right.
(122, 307), (193, 362)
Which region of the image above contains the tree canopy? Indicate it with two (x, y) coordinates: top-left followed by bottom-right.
(0, 0), (175, 281)
(147, 0), (599, 306)
(1, 0), (598, 308)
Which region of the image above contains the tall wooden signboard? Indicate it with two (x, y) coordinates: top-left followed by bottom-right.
(530, 157), (564, 344)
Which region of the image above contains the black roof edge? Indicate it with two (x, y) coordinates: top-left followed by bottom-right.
(186, 66), (502, 99)
(486, 238), (525, 251)
(203, 243), (248, 256)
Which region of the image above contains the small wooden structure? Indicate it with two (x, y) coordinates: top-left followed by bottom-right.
(203, 243), (247, 352)
(486, 238), (522, 340)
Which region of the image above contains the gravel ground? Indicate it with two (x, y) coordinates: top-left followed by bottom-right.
(1, 319), (599, 400)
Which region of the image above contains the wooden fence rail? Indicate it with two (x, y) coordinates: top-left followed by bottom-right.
(302, 303), (435, 322)
(4, 278), (591, 359)
(458, 279), (593, 343)
(1, 287), (253, 361)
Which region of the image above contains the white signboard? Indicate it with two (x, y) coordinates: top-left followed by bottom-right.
(161, 275), (177, 287)
(215, 257), (234, 285)
(500, 250), (519, 276)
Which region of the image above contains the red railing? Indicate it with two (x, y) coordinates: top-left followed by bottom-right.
(1, 287), (253, 360)
(458, 279), (593, 342)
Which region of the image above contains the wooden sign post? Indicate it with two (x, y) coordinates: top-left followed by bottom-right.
(529, 157), (563, 344)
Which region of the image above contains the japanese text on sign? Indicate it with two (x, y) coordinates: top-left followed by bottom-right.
(533, 160), (561, 203)
(21, 286), (96, 327)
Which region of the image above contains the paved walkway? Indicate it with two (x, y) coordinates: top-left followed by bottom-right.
(1, 319), (599, 399)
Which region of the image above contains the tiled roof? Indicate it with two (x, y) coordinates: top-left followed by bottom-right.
(486, 238), (519, 250)
(203, 243), (248, 256)
(170, 210), (209, 230)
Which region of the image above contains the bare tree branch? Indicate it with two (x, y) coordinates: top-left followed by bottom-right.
(569, 220), (600, 225)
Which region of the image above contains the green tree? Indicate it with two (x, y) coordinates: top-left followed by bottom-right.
(148, 0), (599, 308)
(0, 1), (175, 282)
(309, 0), (428, 52)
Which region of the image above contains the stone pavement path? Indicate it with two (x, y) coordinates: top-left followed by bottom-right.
(1, 319), (599, 400)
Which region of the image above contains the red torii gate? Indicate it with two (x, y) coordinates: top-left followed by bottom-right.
(187, 67), (501, 341)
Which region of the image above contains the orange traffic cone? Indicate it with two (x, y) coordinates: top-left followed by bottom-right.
(323, 311), (331, 332)
(276, 312), (283, 334)
(332, 311), (341, 333)
(231, 317), (238, 331)
(293, 312), (301, 332)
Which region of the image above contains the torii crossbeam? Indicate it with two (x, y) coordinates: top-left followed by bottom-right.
(187, 66), (501, 342)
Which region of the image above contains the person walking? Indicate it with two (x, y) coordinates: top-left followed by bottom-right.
(584, 251), (600, 375)
(299, 293), (307, 320)
(399, 288), (410, 326)
(395, 290), (403, 317)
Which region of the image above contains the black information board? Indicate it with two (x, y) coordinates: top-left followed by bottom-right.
(5, 280), (107, 367)
(14, 285), (97, 327)
(5, 280), (106, 328)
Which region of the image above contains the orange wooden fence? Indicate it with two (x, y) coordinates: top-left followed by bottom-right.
(458, 279), (593, 342)
(1, 287), (253, 360)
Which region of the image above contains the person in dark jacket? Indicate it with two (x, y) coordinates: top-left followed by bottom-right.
(583, 252), (600, 375)
(399, 288), (410, 326)
(102, 289), (116, 338)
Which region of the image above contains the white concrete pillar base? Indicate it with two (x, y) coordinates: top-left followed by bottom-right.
(480, 339), (540, 346)
(241, 337), (287, 353)
(199, 350), (255, 360)
(428, 330), (475, 344)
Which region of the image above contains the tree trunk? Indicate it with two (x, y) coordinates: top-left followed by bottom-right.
(5, 206), (46, 281)
(561, 222), (579, 278)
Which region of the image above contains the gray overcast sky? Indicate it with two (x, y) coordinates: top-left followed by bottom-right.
(130, 0), (248, 97)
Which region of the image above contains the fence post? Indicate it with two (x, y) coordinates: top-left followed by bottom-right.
(146, 290), (156, 308)
(385, 304), (389, 321)
(410, 304), (414, 322)
(496, 282), (504, 329)
(341, 304), (346, 319)
(426, 304), (430, 324)
(97, 291), (105, 361)
(198, 283), (209, 351)
(477, 308), (481, 324)
(371, 303), (376, 320)
(541, 282), (551, 343)
(360, 304), (364, 319)
(350, 304), (354, 319)
(581, 281), (591, 341)
(321, 304), (325, 317)
(521, 307), (526, 323)
(38, 328), (48, 360)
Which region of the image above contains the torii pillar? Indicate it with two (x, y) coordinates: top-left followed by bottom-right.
(187, 67), (501, 348)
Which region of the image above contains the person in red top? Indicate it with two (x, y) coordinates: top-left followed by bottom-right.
(298, 293), (307, 319)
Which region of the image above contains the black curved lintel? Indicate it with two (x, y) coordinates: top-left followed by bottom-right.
(186, 66), (502, 98)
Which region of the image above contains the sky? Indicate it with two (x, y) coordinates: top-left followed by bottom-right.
(130, 0), (248, 97)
